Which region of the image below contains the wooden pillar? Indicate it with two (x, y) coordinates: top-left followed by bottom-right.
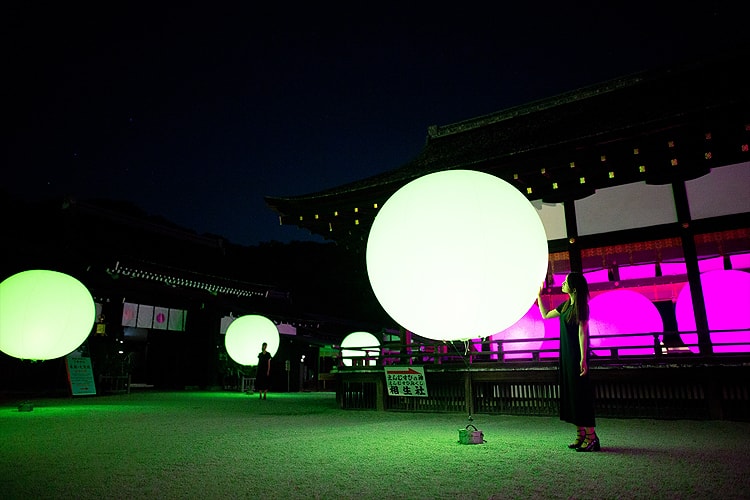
(672, 180), (712, 355)
(401, 327), (412, 365)
(375, 374), (385, 411)
(464, 371), (474, 416)
(564, 200), (583, 273)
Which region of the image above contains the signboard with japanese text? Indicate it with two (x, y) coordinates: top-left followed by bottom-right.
(65, 355), (97, 396)
(384, 366), (428, 397)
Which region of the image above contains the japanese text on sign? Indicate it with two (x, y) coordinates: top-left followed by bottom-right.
(384, 366), (428, 397)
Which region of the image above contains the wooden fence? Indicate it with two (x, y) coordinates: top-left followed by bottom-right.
(336, 360), (750, 421)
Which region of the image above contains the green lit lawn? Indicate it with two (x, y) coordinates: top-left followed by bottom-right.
(1, 391), (749, 499)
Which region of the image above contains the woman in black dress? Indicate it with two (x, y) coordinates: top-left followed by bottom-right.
(255, 342), (272, 400)
(537, 272), (600, 452)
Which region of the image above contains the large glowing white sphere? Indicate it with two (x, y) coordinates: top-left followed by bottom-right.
(224, 315), (280, 365)
(0, 270), (96, 360)
(341, 331), (380, 366)
(366, 170), (548, 341)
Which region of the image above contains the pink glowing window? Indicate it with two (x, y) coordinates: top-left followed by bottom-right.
(676, 270), (750, 353)
(730, 253), (750, 270)
(584, 269), (609, 284)
(660, 262), (687, 276)
(698, 256), (725, 273)
(618, 264), (656, 280)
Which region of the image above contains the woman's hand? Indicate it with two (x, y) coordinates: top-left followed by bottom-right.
(579, 358), (588, 376)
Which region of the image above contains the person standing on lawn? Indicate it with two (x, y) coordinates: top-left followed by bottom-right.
(255, 342), (272, 400)
(537, 272), (600, 452)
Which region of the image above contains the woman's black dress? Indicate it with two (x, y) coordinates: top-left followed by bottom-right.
(557, 302), (596, 427)
(255, 351), (272, 391)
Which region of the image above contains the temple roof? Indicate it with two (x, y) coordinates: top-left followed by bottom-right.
(265, 48), (749, 248)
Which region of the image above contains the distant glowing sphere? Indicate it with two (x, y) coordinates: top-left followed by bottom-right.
(0, 270), (95, 360)
(224, 315), (280, 365)
(676, 270), (750, 353)
(589, 290), (663, 356)
(366, 170), (548, 341)
(341, 331), (380, 366)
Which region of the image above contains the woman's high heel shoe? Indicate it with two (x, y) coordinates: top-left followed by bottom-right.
(568, 433), (585, 449)
(575, 434), (601, 452)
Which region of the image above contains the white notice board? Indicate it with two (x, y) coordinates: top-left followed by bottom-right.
(384, 366), (428, 397)
(66, 356), (97, 396)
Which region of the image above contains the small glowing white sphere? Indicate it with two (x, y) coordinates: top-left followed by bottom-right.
(0, 270), (96, 360)
(341, 331), (380, 366)
(224, 315), (280, 365)
(366, 170), (548, 341)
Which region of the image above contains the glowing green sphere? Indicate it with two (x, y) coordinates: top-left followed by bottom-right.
(224, 315), (280, 365)
(0, 270), (96, 360)
(341, 331), (380, 366)
(366, 170), (548, 341)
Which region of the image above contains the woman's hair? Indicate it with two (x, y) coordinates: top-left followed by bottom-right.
(562, 271), (590, 324)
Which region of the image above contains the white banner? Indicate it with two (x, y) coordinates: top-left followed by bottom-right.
(122, 302), (138, 327)
(153, 307), (169, 330)
(136, 304), (154, 328)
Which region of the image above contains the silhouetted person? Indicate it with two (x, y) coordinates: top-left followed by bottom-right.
(256, 342), (271, 400)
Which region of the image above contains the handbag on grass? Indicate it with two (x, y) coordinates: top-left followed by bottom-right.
(458, 424), (485, 444)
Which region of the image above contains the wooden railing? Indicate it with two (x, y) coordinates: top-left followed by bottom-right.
(343, 328), (750, 366)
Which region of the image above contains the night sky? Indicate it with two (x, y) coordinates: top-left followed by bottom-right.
(6, 3), (747, 246)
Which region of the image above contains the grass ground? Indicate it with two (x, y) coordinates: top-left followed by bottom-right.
(1, 391), (749, 499)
